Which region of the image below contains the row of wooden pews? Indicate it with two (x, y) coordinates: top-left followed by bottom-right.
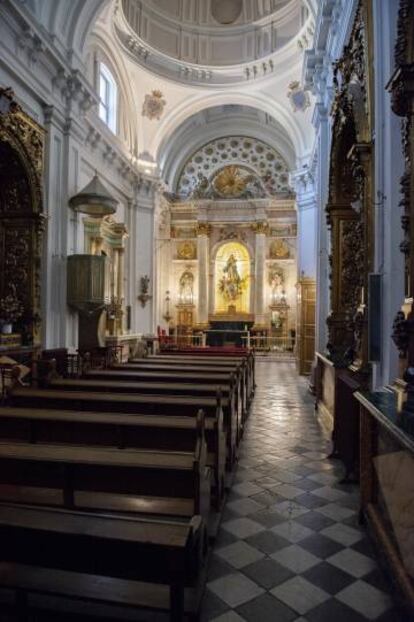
(0, 348), (255, 621)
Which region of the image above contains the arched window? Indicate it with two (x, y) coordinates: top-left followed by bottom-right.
(99, 62), (117, 133)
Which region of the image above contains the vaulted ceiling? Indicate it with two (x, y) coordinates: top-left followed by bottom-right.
(121, 0), (308, 66)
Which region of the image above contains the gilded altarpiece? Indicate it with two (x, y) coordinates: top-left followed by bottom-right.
(316, 2), (374, 479)
(356, 3), (414, 614)
(0, 89), (45, 350)
(159, 200), (297, 341)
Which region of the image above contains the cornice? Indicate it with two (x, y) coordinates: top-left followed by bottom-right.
(114, 0), (312, 88)
(302, 0), (358, 96)
(0, 1), (97, 117)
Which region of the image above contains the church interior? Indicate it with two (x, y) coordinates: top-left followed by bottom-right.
(0, 0), (413, 620)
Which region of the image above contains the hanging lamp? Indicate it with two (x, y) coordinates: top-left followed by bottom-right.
(69, 172), (118, 217)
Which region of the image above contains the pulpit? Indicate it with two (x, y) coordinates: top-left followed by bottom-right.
(67, 254), (110, 349)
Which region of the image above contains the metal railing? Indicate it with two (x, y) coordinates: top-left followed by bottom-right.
(243, 335), (296, 356)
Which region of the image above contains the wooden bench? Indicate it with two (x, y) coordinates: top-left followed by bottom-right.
(0, 438), (211, 522)
(80, 368), (247, 432)
(46, 376), (242, 445)
(0, 406), (226, 505)
(10, 387), (239, 466)
(0, 503), (207, 621)
(145, 354), (255, 413)
(127, 356), (254, 407)
(113, 361), (249, 423)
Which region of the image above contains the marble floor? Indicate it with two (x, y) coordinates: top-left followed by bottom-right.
(201, 361), (402, 622)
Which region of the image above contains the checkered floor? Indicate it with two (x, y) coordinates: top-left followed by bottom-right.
(201, 361), (402, 622)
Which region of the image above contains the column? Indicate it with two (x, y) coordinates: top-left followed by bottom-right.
(117, 247), (125, 333)
(132, 179), (157, 335)
(197, 224), (210, 327)
(314, 106), (330, 353)
(253, 223), (267, 328)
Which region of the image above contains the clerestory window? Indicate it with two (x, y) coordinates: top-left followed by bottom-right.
(99, 63), (117, 133)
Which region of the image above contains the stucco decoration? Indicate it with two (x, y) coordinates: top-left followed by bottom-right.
(177, 136), (291, 199)
(121, 0), (308, 68)
(287, 81), (311, 112)
(177, 241), (196, 260)
(270, 239), (290, 259)
(142, 90), (166, 120)
(213, 166), (257, 198)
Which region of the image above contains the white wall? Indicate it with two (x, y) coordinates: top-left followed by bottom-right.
(371, 0), (404, 388)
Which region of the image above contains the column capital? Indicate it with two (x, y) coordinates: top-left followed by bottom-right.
(197, 223), (211, 237)
(251, 221), (269, 235)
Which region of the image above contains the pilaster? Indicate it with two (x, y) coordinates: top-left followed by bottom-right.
(196, 224), (210, 328)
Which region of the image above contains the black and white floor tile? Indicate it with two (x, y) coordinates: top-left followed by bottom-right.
(201, 361), (403, 622)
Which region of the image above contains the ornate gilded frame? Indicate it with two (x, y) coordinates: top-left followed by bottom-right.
(326, 1), (374, 373)
(0, 88), (45, 346)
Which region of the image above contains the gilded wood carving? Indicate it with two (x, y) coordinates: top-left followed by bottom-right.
(0, 88), (45, 347)
(325, 2), (373, 370)
(389, 0), (414, 383)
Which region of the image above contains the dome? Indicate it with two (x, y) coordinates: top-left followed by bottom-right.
(120, 0), (308, 67)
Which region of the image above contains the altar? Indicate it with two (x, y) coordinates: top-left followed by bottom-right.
(206, 320), (254, 347)
(156, 191), (298, 343)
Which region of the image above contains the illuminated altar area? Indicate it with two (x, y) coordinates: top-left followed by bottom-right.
(214, 242), (250, 316)
(156, 136), (298, 347)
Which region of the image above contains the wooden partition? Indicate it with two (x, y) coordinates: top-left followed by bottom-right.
(297, 278), (316, 375)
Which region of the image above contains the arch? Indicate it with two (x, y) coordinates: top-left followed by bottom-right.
(158, 104), (297, 191)
(151, 91), (307, 167)
(24, 0), (111, 67)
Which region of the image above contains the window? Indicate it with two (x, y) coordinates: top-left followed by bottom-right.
(99, 63), (117, 133)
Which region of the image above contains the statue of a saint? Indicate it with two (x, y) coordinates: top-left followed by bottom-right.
(219, 254), (244, 301)
(179, 271), (194, 305)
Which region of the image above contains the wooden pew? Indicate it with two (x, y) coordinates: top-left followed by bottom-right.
(142, 354), (252, 418)
(80, 368), (247, 432)
(126, 356), (254, 405)
(145, 353), (255, 411)
(0, 406), (226, 505)
(149, 352), (255, 398)
(0, 503), (206, 621)
(46, 376), (242, 446)
(10, 387), (239, 466)
(113, 360), (249, 420)
(0, 436), (211, 522)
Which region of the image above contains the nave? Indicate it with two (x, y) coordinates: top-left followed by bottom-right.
(202, 361), (401, 622)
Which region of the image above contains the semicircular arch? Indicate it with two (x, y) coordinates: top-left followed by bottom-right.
(151, 91), (306, 167)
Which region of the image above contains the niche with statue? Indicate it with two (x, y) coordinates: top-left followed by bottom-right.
(268, 264), (289, 341)
(176, 269), (195, 328)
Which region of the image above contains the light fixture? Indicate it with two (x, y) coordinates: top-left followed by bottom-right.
(138, 275), (152, 308)
(163, 290), (172, 323)
(69, 172), (118, 217)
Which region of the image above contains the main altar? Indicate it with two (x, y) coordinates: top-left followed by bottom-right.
(156, 161), (297, 345)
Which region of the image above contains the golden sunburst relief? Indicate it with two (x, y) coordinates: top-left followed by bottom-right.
(213, 165), (251, 197)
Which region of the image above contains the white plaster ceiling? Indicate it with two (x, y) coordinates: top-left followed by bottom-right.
(121, 0), (308, 66)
